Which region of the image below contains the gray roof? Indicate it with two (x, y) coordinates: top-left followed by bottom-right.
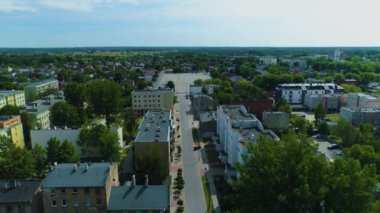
(23, 91), (64, 114)
(199, 111), (216, 123)
(41, 163), (112, 188)
(221, 105), (255, 121)
(134, 110), (171, 143)
(0, 180), (41, 204)
(24, 79), (58, 89)
(108, 185), (169, 211)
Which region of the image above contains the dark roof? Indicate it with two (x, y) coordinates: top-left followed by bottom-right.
(42, 163), (113, 188)
(0, 180), (41, 204)
(108, 185), (169, 211)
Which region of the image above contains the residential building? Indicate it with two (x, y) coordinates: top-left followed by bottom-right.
(347, 93), (380, 108)
(232, 99), (274, 120)
(192, 94), (214, 119)
(0, 180), (42, 213)
(189, 85), (203, 95)
(132, 88), (174, 113)
(30, 126), (123, 157)
(216, 105), (278, 179)
(24, 79), (59, 102)
(41, 162), (119, 213)
(276, 83), (343, 104)
(340, 107), (380, 125)
(199, 111), (217, 139)
(108, 179), (169, 212)
(133, 110), (172, 178)
(21, 91), (64, 129)
(0, 115), (24, 148)
(189, 84), (219, 95)
(0, 90), (26, 109)
(304, 94), (340, 111)
(258, 56), (278, 65)
(262, 111), (289, 131)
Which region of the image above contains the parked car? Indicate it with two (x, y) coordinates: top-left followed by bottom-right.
(327, 144), (342, 150)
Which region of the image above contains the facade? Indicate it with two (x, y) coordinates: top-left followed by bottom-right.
(276, 83), (343, 104)
(108, 181), (169, 212)
(189, 84), (219, 95)
(340, 107), (380, 125)
(347, 93), (380, 108)
(199, 111), (217, 139)
(132, 88), (174, 112)
(216, 105), (278, 178)
(41, 162), (119, 213)
(262, 111), (289, 131)
(31, 126), (123, 157)
(0, 90), (26, 109)
(21, 91), (64, 129)
(258, 56), (278, 65)
(24, 79), (59, 102)
(0, 180), (42, 213)
(192, 94), (214, 119)
(133, 110), (172, 178)
(0, 115), (24, 148)
(232, 99), (274, 120)
(304, 94), (340, 110)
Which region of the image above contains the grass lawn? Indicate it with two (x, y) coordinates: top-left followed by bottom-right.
(202, 176), (214, 213)
(326, 113), (340, 122)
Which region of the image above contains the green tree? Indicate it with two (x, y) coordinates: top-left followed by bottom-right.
(135, 145), (167, 184)
(21, 112), (36, 149)
(32, 144), (47, 177)
(0, 105), (20, 115)
(46, 137), (79, 164)
(0, 146), (35, 179)
(318, 121), (330, 136)
(167, 80), (175, 90)
(64, 82), (86, 109)
(341, 84), (362, 93)
(314, 102), (326, 125)
(50, 101), (80, 128)
(86, 79), (123, 125)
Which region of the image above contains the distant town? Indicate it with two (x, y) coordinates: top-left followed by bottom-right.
(1, 47), (380, 212)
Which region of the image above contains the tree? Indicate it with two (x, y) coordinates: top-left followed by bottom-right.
(0, 105), (20, 115)
(274, 98), (292, 113)
(230, 133), (377, 212)
(32, 144), (47, 177)
(64, 82), (86, 109)
(20, 112), (36, 149)
(86, 79), (123, 125)
(314, 102), (326, 125)
(50, 101), (80, 128)
(46, 137), (79, 164)
(341, 84), (362, 93)
(318, 121), (330, 136)
(0, 146), (35, 179)
(167, 80), (175, 90)
(135, 145), (167, 184)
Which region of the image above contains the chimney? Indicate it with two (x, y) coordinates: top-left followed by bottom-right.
(131, 175), (136, 187)
(145, 175), (149, 187)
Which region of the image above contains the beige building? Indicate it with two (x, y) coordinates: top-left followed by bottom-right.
(132, 88), (174, 113)
(41, 162), (119, 213)
(0, 90), (26, 109)
(0, 115), (24, 148)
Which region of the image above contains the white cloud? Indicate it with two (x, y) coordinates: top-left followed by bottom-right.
(38, 0), (142, 11)
(0, 0), (36, 13)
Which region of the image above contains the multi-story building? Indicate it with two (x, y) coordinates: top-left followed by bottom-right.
(41, 162), (119, 213)
(276, 83), (343, 104)
(258, 56), (278, 65)
(0, 90), (26, 109)
(347, 93), (380, 108)
(0, 180), (42, 213)
(216, 105), (278, 179)
(24, 79), (59, 102)
(133, 110), (172, 179)
(21, 91), (64, 129)
(304, 94), (340, 110)
(262, 111), (289, 131)
(0, 115), (24, 148)
(132, 88), (174, 113)
(340, 107), (380, 126)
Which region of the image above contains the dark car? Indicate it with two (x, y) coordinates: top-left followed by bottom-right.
(327, 144), (342, 150)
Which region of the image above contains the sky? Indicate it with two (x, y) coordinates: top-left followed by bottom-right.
(0, 0), (380, 47)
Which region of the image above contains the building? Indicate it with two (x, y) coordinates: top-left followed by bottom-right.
(198, 111), (217, 139)
(340, 107), (380, 126)
(347, 93), (380, 108)
(0, 90), (26, 109)
(24, 79), (59, 102)
(304, 94), (340, 111)
(41, 162), (119, 213)
(262, 111), (289, 131)
(21, 91), (64, 129)
(31, 126), (123, 157)
(189, 84), (219, 96)
(132, 88), (174, 113)
(258, 56), (277, 65)
(0, 180), (42, 213)
(0, 115), (24, 148)
(216, 105), (278, 179)
(232, 99), (274, 120)
(133, 110), (172, 178)
(276, 83), (343, 104)
(108, 179), (169, 212)
(192, 94), (214, 119)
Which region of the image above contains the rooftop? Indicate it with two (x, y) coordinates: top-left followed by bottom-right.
(199, 111), (216, 123)
(134, 110), (171, 143)
(108, 184), (169, 211)
(0, 180), (41, 204)
(24, 79), (58, 88)
(0, 90), (24, 96)
(221, 105), (255, 121)
(342, 107), (380, 113)
(23, 91), (64, 114)
(41, 162), (113, 188)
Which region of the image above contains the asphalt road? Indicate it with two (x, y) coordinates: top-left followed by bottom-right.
(156, 72), (210, 213)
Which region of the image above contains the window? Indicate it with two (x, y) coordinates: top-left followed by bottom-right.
(84, 188), (90, 194)
(50, 189), (55, 195)
(85, 199), (91, 206)
(72, 188), (78, 194)
(61, 189), (66, 194)
(61, 200), (67, 207)
(73, 199), (79, 207)
(95, 188), (101, 194)
(97, 198), (102, 205)
(51, 200), (57, 207)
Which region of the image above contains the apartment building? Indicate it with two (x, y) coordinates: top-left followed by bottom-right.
(41, 162), (119, 213)
(340, 107), (380, 126)
(0, 180), (42, 213)
(304, 94), (340, 110)
(347, 93), (380, 108)
(133, 110), (172, 178)
(216, 105), (278, 179)
(24, 79), (59, 102)
(0, 90), (26, 109)
(132, 88), (174, 113)
(0, 115), (24, 148)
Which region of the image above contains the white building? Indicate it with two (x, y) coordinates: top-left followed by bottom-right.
(277, 83), (343, 104)
(347, 93), (380, 108)
(216, 105), (277, 179)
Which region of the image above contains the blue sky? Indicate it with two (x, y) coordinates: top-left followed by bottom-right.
(1, 0), (380, 47)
